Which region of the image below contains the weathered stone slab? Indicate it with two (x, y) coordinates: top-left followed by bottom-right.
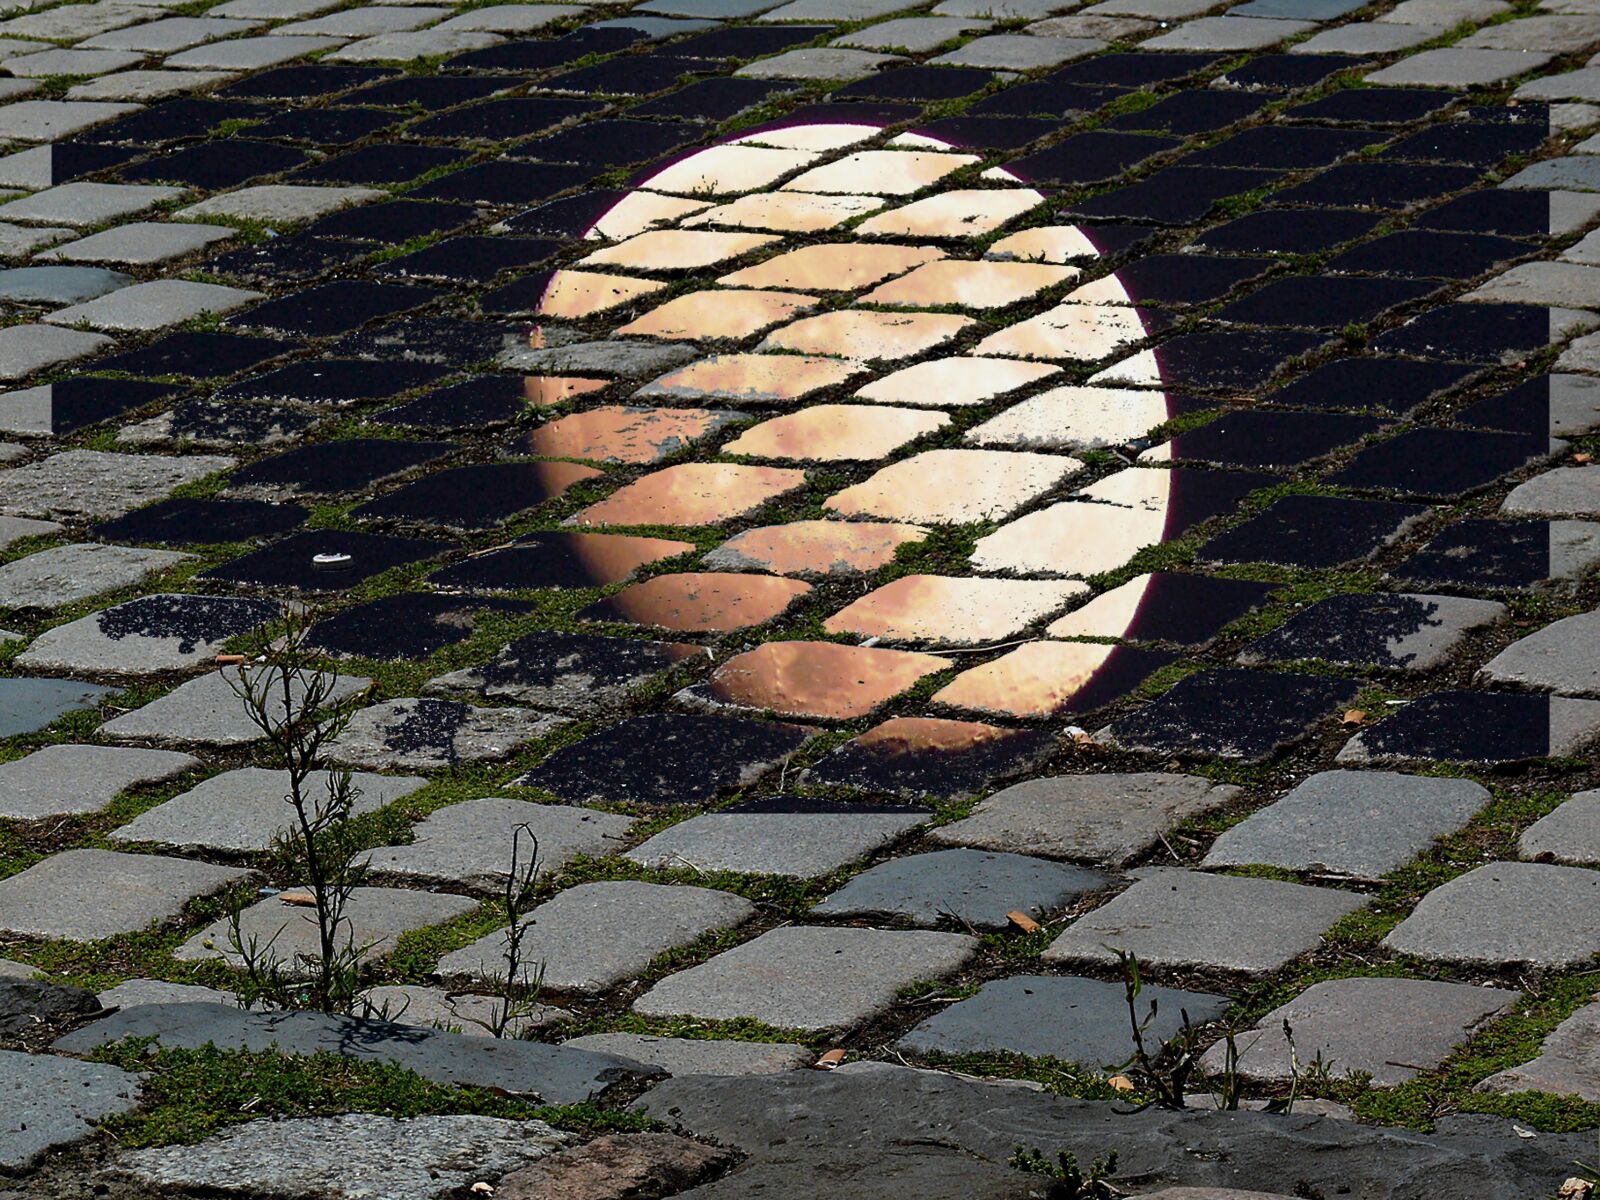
(1043, 870), (1367, 975)
(0, 744), (199, 820)
(0, 978), (100, 1037)
(736, 47), (905, 78)
(16, 594), (278, 677)
(930, 773), (1241, 866)
(1518, 788), (1600, 863)
(0, 543), (192, 611)
(636, 1064), (1598, 1200)
(176, 184), (386, 223)
(1383, 861), (1600, 967)
(625, 797), (928, 878)
(0, 849), (251, 941)
(1478, 608), (1600, 696)
(44, 280), (262, 332)
(1502, 466), (1600, 515)
(0, 1049), (142, 1169)
(178, 886), (478, 973)
(55, 1003), (659, 1103)
(499, 338), (697, 378)
(1237, 594), (1506, 672)
(439, 881), (755, 994)
(493, 1132), (735, 1200)
(98, 978), (235, 1010)
(326, 697), (566, 772)
(361, 985), (569, 1039)
(0, 450), (234, 521)
(898, 974), (1229, 1068)
(0, 324), (110, 381)
(1202, 977), (1515, 1087)
(563, 1033), (814, 1076)
(1366, 47), (1551, 86)
(1202, 771), (1490, 878)
(813, 849), (1108, 930)
(39, 221), (235, 266)
(634, 925), (979, 1032)
(0, 514), (58, 551)
(107, 1113), (571, 1200)
(1479, 999), (1600, 1101)
(100, 666), (372, 748)
(364, 797), (634, 891)
(0, 677), (113, 738)
(0, 264), (129, 303)
(111, 767), (425, 854)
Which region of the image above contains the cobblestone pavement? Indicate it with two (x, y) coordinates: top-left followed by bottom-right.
(1, 0), (1600, 1193)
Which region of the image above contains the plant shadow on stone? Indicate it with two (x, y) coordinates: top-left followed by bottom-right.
(222, 608), (375, 1017)
(460, 821), (548, 1040)
(1109, 947), (1319, 1115)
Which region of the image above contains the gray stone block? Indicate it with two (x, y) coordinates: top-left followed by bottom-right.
(0, 744), (199, 820)
(178, 886), (478, 973)
(736, 46), (905, 78)
(279, 6), (448, 34)
(834, 16), (988, 50)
(0, 1049), (143, 1170)
(0, 265), (130, 304)
(98, 978), (235, 1009)
(1383, 861), (1600, 967)
(439, 881), (755, 994)
(164, 34), (347, 69)
(1461, 13), (1600, 49)
(176, 184), (385, 224)
(364, 796), (633, 891)
(44, 278), (261, 332)
(625, 802), (928, 877)
(0, 678), (113, 738)
(84, 15), (266, 51)
(1201, 977), (1515, 1087)
(0, 450), (234, 520)
(326, 30), (504, 61)
(1518, 788), (1600, 863)
(0, 514), (59, 550)
(757, 0), (908, 16)
(67, 69), (239, 103)
(108, 1113), (569, 1199)
(930, 772), (1241, 866)
(1043, 869), (1367, 975)
(0, 101), (140, 143)
(634, 925), (979, 1032)
(1479, 999), (1600, 1101)
(1479, 608), (1600, 696)
(813, 848), (1108, 930)
(100, 666), (371, 748)
(563, 1033), (814, 1076)
(1502, 465), (1600, 514)
(1027, 12), (1156, 35)
(1143, 15), (1315, 48)
(1503, 154), (1600, 189)
(0, 222), (73, 258)
(0, 3), (152, 39)
(327, 697), (567, 772)
(0, 182), (182, 228)
(1202, 771), (1490, 878)
(898, 974), (1229, 1067)
(0, 324), (112, 380)
(0, 848), (252, 941)
(1366, 47), (1552, 87)
(438, 5), (588, 31)
(932, 32), (1103, 66)
(362, 984), (569, 1038)
(0, 543), (191, 610)
(1292, 20), (1446, 51)
(1378, 0), (1508, 22)
(111, 766), (423, 854)
(1517, 65), (1600, 99)
(500, 338), (697, 377)
(1468, 261), (1600, 307)
(16, 593), (279, 677)
(54, 1002), (658, 1103)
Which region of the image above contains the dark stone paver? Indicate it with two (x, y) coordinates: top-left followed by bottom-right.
(54, 1003), (659, 1103)
(1338, 690), (1600, 764)
(812, 849), (1108, 930)
(898, 974), (1229, 1068)
(1237, 593), (1507, 672)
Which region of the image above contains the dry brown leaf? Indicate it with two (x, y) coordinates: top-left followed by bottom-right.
(1342, 709), (1367, 725)
(814, 1049), (846, 1070)
(278, 891), (316, 907)
(1007, 910), (1041, 934)
(1107, 1075), (1135, 1092)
